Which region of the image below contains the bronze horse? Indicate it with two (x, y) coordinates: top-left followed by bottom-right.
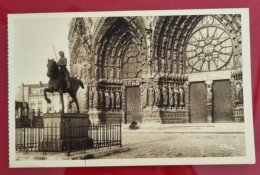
(44, 59), (84, 113)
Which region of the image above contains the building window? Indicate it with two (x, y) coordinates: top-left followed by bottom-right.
(30, 101), (36, 108)
(38, 107), (43, 116)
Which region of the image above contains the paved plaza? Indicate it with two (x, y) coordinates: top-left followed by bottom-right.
(16, 123), (245, 160)
(98, 123), (245, 159)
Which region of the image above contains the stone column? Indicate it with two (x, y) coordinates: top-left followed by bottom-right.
(205, 80), (213, 123)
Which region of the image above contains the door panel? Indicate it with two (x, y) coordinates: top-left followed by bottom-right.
(126, 87), (141, 123)
(213, 80), (232, 122)
(190, 82), (207, 123)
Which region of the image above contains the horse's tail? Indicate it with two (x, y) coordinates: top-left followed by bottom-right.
(79, 80), (84, 89)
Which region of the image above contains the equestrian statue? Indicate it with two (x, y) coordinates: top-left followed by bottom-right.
(44, 51), (84, 113)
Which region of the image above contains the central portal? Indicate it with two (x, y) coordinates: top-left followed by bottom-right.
(126, 87), (141, 124)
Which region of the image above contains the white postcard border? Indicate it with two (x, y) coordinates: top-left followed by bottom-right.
(8, 8), (255, 168)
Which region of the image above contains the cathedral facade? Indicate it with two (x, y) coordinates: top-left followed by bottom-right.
(68, 15), (243, 124)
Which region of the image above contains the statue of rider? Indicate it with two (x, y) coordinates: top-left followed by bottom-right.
(57, 51), (71, 89)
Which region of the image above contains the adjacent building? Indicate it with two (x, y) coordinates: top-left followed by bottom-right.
(15, 81), (69, 126)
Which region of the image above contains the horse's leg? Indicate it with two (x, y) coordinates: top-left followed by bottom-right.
(59, 92), (64, 113)
(68, 99), (74, 109)
(74, 97), (80, 113)
(44, 88), (53, 103)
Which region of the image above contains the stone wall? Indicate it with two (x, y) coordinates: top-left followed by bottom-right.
(67, 15), (243, 124)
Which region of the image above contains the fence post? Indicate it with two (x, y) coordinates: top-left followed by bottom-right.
(120, 119), (122, 147)
(23, 127), (26, 153)
(67, 122), (71, 157)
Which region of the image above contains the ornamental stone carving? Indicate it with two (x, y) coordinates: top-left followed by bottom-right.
(174, 84), (179, 107)
(116, 89), (121, 109)
(148, 84), (155, 106)
(206, 82), (213, 104)
(235, 81), (243, 104)
(99, 88), (103, 109)
(93, 87), (99, 108)
(154, 85), (161, 106)
(162, 85), (168, 106)
(154, 59), (158, 74)
(105, 90), (110, 109)
(169, 85), (174, 107)
(179, 86), (185, 107)
(89, 87), (94, 108)
(111, 89), (115, 109)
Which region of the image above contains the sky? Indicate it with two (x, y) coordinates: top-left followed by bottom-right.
(14, 18), (71, 88)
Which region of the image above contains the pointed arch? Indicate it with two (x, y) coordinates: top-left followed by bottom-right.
(93, 17), (147, 79)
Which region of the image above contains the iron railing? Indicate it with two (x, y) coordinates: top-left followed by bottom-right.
(15, 122), (122, 156)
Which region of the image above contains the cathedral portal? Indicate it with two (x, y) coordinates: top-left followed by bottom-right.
(68, 15), (244, 124)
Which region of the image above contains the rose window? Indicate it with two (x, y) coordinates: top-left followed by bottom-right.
(185, 18), (233, 73)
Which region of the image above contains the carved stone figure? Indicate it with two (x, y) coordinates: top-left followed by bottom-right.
(161, 59), (165, 73)
(169, 85), (174, 106)
(116, 90), (121, 109)
(154, 85), (161, 106)
(168, 59), (172, 74)
(116, 68), (120, 79)
(179, 62), (183, 74)
(146, 33), (151, 59)
(206, 84), (212, 104)
(167, 50), (171, 59)
(174, 84), (179, 107)
(99, 88), (103, 109)
(154, 59), (158, 74)
(148, 84), (155, 106)
(235, 81), (243, 104)
(162, 85), (168, 106)
(179, 86), (185, 106)
(89, 87), (94, 108)
(121, 86), (126, 111)
(111, 89), (115, 109)
(239, 83), (243, 104)
(116, 58), (120, 67)
(143, 63), (148, 76)
(105, 90), (111, 109)
(110, 69), (114, 79)
(75, 19), (83, 36)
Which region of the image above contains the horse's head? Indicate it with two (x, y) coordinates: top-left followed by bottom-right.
(47, 59), (58, 77)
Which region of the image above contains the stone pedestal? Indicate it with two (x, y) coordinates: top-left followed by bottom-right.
(161, 109), (189, 124)
(42, 113), (91, 152)
(207, 103), (213, 123)
(88, 109), (101, 124)
(43, 113), (90, 127)
(100, 111), (123, 124)
(233, 106), (244, 122)
(142, 107), (161, 123)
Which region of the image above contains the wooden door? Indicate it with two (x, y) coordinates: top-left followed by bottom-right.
(190, 82), (207, 123)
(126, 87), (141, 123)
(213, 80), (232, 122)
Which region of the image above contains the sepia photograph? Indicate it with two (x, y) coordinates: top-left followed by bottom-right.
(8, 9), (255, 167)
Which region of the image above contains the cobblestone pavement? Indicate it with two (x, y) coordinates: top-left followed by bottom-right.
(100, 132), (245, 159)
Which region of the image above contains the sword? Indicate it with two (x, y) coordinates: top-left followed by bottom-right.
(53, 45), (58, 61)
